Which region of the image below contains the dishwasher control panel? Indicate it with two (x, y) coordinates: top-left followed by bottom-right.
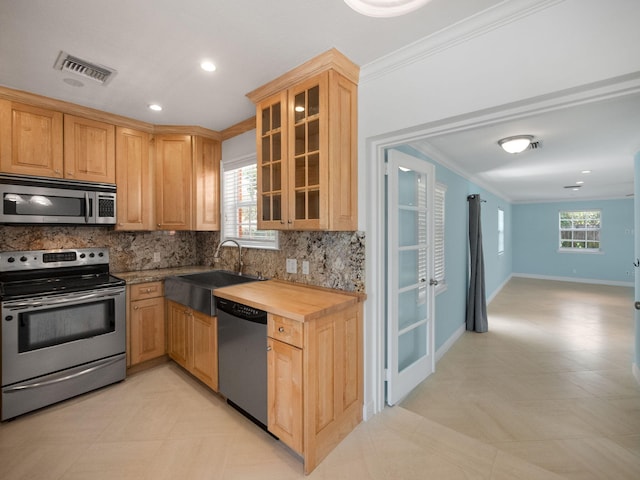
(215, 297), (267, 323)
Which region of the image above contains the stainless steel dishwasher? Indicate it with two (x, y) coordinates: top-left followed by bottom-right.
(216, 297), (268, 428)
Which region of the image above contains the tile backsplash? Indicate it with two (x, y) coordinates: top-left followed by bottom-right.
(0, 227), (365, 292)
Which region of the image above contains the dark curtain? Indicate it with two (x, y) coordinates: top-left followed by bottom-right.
(466, 194), (488, 332)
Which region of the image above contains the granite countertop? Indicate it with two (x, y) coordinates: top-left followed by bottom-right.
(113, 265), (213, 285)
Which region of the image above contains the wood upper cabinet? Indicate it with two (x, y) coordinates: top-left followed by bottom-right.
(63, 114), (115, 183)
(166, 299), (218, 391)
(128, 281), (165, 367)
(155, 134), (193, 230)
(250, 49), (358, 231)
(115, 127), (153, 230)
(193, 135), (220, 231)
(0, 100), (64, 178)
(155, 134), (220, 231)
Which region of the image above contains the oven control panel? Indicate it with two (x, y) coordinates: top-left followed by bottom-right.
(0, 248), (110, 272)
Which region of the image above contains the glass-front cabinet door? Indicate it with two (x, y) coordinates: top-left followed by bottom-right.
(288, 73), (328, 229)
(257, 91), (287, 230)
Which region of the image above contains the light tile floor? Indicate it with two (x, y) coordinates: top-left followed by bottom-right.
(402, 277), (640, 479)
(0, 278), (637, 479)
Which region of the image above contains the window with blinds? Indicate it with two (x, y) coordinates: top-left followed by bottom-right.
(433, 183), (446, 292)
(221, 155), (278, 249)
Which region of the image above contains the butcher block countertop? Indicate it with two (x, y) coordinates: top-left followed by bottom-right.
(214, 280), (365, 322)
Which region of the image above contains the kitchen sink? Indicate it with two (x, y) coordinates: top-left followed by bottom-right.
(164, 270), (262, 316)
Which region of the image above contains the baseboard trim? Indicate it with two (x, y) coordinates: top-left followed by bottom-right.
(512, 273), (633, 287)
(436, 323), (465, 363)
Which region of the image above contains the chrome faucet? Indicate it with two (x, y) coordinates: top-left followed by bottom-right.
(213, 239), (243, 275)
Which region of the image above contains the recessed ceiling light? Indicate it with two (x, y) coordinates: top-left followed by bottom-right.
(581, 170), (592, 174)
(148, 104), (162, 111)
(200, 60), (216, 72)
(576, 181), (584, 185)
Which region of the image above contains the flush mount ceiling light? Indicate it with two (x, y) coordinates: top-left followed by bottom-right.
(344, 0), (432, 17)
(148, 104), (162, 112)
(200, 60), (216, 72)
(498, 135), (534, 154)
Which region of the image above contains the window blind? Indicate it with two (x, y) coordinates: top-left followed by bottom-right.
(433, 183), (446, 288)
(221, 155), (278, 249)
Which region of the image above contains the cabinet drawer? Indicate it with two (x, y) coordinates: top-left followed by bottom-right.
(130, 281), (163, 301)
(268, 315), (303, 348)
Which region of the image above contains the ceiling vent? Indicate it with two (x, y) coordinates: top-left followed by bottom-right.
(53, 51), (117, 85)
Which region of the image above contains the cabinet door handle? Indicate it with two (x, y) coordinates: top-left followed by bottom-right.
(133, 306), (139, 310)
(278, 327), (285, 333)
(267, 346), (272, 351)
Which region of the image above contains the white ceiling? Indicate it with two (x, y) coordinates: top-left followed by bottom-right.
(1, 0), (638, 203)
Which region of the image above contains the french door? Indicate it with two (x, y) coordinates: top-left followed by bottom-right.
(386, 149), (435, 405)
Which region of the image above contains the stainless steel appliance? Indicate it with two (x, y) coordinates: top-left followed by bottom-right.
(0, 173), (116, 225)
(216, 297), (268, 428)
(0, 248), (126, 420)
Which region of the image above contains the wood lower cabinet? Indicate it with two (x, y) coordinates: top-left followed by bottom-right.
(128, 281), (165, 366)
(266, 304), (363, 474)
(166, 299), (218, 391)
(0, 100), (64, 178)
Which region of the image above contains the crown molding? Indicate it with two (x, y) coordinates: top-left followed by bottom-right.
(360, 0), (564, 83)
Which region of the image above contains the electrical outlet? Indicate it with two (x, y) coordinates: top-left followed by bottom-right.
(286, 258), (297, 274)
(302, 260), (309, 275)
(153, 252), (161, 262)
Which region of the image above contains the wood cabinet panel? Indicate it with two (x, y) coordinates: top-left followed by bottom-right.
(193, 135), (220, 231)
(191, 310), (218, 390)
(267, 337), (303, 454)
(130, 296), (165, 365)
(167, 299), (190, 369)
(115, 127), (153, 230)
(0, 100), (64, 177)
(155, 134), (193, 230)
(63, 114), (115, 183)
(166, 299), (218, 391)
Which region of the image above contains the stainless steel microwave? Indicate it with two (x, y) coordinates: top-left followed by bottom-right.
(0, 174), (116, 225)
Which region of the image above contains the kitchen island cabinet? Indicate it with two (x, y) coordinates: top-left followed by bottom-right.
(214, 280), (365, 474)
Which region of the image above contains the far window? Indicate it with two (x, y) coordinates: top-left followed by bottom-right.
(221, 155), (278, 249)
(559, 210), (601, 251)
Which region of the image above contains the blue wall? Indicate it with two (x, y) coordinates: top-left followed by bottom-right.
(513, 199), (634, 283)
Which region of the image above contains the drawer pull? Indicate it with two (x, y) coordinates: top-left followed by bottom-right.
(278, 326), (285, 333)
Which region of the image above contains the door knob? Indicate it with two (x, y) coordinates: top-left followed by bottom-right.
(635, 301), (640, 311)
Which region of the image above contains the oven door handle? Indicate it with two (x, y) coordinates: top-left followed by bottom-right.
(5, 289), (123, 309)
(3, 356), (123, 393)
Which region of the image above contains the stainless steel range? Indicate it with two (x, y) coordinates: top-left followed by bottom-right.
(0, 248), (126, 420)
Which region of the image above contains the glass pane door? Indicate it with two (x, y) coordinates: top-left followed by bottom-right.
(258, 96), (285, 226)
(386, 149), (435, 405)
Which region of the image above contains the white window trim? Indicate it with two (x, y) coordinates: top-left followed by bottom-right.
(498, 207), (505, 256)
(558, 209), (601, 253)
(221, 154), (279, 250)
